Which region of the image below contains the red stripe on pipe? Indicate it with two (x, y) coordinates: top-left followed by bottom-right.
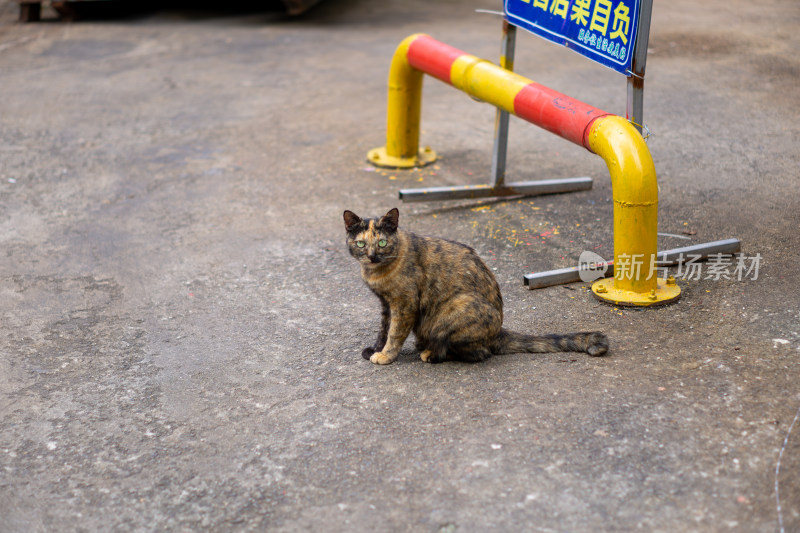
(407, 35), (464, 85)
(513, 83), (611, 148)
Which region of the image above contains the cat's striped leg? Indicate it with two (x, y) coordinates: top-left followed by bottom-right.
(369, 306), (414, 365)
(362, 296), (391, 360)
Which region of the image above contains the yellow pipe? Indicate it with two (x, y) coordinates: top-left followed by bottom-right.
(588, 115), (657, 294)
(449, 55), (531, 114)
(367, 34), (436, 168)
(586, 115), (680, 305)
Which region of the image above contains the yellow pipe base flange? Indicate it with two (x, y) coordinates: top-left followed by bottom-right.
(367, 146), (437, 169)
(591, 276), (681, 307)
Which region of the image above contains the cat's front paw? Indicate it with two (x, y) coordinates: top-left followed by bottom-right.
(362, 347), (376, 360)
(369, 351), (394, 365)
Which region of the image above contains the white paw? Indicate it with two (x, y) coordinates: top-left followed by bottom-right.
(369, 351), (393, 365)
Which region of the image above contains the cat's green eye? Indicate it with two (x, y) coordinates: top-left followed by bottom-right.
(355, 240), (366, 248)
(378, 239), (388, 248)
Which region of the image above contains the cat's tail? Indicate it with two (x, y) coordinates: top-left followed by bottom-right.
(490, 329), (609, 357)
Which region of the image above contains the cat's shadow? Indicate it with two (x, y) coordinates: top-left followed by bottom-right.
(396, 347), (420, 363)
(391, 347), (496, 366)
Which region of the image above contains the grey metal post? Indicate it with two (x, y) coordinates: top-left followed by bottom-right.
(626, 0), (653, 135)
(524, 238), (742, 289)
(398, 16), (594, 203)
(490, 21), (516, 187)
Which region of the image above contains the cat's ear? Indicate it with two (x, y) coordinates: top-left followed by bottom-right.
(379, 207), (400, 232)
(343, 210), (362, 232)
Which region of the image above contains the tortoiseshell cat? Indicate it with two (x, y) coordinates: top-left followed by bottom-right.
(343, 207), (608, 365)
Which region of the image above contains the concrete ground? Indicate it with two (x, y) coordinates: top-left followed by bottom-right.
(1, 0), (799, 531)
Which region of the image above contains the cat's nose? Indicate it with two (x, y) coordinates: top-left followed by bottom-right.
(368, 254), (381, 264)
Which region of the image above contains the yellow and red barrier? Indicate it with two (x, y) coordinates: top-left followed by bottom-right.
(367, 33), (680, 306)
(410, 34), (611, 148)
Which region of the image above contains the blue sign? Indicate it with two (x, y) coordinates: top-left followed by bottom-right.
(504, 0), (640, 75)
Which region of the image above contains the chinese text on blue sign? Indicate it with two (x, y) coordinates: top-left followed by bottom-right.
(504, 0), (640, 75)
